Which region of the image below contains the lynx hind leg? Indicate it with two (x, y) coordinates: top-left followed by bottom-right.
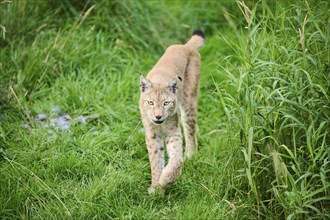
(145, 128), (164, 193)
(181, 50), (200, 159)
(181, 101), (198, 159)
(159, 127), (183, 187)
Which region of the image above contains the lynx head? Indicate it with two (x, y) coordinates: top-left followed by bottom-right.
(139, 75), (181, 125)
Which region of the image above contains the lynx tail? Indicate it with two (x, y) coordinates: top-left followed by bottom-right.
(185, 29), (205, 49)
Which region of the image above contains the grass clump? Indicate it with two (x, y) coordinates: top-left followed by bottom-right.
(219, 1), (330, 218)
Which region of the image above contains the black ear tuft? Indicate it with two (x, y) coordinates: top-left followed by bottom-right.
(140, 84), (147, 92)
(136, 70), (143, 76)
(168, 78), (179, 94)
(140, 76), (151, 92)
(177, 76), (182, 82)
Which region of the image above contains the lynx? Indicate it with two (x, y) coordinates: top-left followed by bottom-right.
(139, 30), (205, 193)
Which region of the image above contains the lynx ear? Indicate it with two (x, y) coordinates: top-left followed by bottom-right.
(140, 75), (151, 92)
(168, 76), (180, 94)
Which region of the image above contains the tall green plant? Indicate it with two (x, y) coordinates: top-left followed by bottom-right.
(219, 1), (330, 218)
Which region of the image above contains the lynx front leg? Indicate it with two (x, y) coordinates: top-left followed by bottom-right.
(145, 129), (164, 194)
(159, 123), (183, 187)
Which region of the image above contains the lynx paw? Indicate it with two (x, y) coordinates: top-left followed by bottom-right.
(185, 147), (197, 159)
(159, 162), (182, 187)
(148, 186), (156, 194)
(148, 186), (164, 195)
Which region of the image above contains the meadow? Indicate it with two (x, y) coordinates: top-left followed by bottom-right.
(0, 0), (329, 219)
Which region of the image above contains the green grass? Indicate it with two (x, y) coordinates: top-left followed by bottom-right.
(1, 0), (329, 219)
(219, 1), (330, 219)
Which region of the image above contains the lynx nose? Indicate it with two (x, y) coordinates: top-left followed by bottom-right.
(155, 115), (162, 120)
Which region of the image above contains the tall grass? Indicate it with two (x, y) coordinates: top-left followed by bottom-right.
(0, 0), (241, 106)
(219, 1), (330, 218)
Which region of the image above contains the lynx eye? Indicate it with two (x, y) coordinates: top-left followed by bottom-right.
(147, 101), (154, 106)
(163, 101), (171, 106)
